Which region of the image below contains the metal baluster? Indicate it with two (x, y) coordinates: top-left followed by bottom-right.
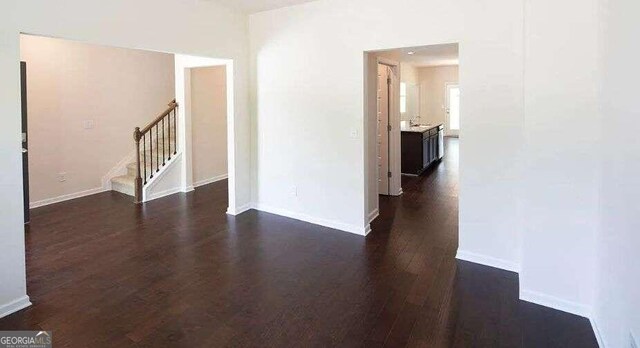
(162, 117), (166, 165)
(156, 124), (159, 172)
(167, 112), (171, 160)
(143, 133), (147, 183)
(149, 130), (153, 179)
(173, 108), (177, 154)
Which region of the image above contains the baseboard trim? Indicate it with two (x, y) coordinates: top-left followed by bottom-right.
(252, 203), (368, 236)
(0, 295), (31, 319)
(226, 202), (252, 216)
(194, 174), (228, 188)
(589, 317), (605, 348)
(30, 187), (108, 209)
(455, 249), (520, 273)
(368, 208), (379, 224)
(519, 289), (591, 318)
(144, 187), (183, 202)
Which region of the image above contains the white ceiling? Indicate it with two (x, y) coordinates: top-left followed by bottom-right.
(209, 0), (318, 13)
(376, 43), (459, 67)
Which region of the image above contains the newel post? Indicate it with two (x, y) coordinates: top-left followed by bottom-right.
(133, 127), (143, 203)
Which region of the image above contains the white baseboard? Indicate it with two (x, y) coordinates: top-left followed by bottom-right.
(589, 317), (605, 348)
(519, 289), (592, 319)
(251, 203), (368, 236)
(227, 202), (252, 216)
(144, 187), (183, 202)
(368, 208), (379, 224)
(194, 174), (228, 188)
(0, 295), (31, 319)
(455, 249), (520, 273)
(30, 187), (108, 209)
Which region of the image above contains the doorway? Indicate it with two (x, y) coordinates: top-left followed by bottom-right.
(189, 65), (229, 189)
(377, 63), (395, 195)
(365, 43), (459, 231)
(21, 62), (29, 224)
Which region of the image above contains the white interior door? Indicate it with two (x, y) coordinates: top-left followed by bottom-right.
(446, 84), (460, 137)
(377, 64), (390, 195)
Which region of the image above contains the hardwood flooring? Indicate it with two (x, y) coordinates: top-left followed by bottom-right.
(0, 138), (597, 347)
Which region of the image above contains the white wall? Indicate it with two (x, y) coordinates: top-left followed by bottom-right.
(20, 35), (175, 204)
(519, 0), (600, 316)
(0, 0), (250, 317)
(191, 66), (228, 186)
(250, 0), (608, 332)
(250, 0), (525, 254)
(594, 0), (640, 346)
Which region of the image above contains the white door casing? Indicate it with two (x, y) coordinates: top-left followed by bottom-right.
(377, 64), (390, 195)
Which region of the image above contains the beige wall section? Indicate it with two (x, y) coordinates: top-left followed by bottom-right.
(417, 65), (459, 126)
(190, 66), (228, 186)
(400, 63), (419, 84)
(400, 63), (419, 122)
(20, 35), (175, 204)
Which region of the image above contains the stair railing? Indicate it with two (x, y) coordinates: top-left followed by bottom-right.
(133, 99), (178, 203)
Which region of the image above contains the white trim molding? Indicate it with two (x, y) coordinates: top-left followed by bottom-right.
(519, 289), (592, 319)
(30, 187), (107, 209)
(368, 208), (380, 224)
(144, 187), (184, 202)
(226, 202), (252, 216)
(194, 174), (228, 188)
(0, 295), (31, 319)
(252, 203), (369, 236)
(590, 317), (605, 348)
(455, 249), (520, 273)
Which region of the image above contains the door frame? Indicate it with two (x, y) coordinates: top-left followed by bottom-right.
(377, 57), (402, 197)
(445, 83), (460, 137)
(21, 61), (30, 224)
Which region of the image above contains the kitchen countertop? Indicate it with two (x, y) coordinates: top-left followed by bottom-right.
(400, 123), (443, 133)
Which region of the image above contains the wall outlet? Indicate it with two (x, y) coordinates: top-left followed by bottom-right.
(349, 129), (358, 138)
(290, 186), (297, 197)
(57, 172), (67, 182)
(83, 119), (95, 129)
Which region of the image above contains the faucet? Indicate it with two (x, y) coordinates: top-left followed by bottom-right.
(410, 115), (421, 127)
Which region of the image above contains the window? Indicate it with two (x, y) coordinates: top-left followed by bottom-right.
(400, 82), (407, 114)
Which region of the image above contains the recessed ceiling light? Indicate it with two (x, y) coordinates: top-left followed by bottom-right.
(407, 51), (415, 55)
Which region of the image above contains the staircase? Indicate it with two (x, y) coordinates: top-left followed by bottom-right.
(111, 99), (178, 202)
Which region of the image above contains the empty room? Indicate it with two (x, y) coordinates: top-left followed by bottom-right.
(1, 0), (638, 347)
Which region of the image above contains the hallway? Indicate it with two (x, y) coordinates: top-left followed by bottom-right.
(0, 140), (596, 347)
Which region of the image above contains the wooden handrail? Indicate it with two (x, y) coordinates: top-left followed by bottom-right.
(133, 99), (178, 203)
(139, 99), (177, 134)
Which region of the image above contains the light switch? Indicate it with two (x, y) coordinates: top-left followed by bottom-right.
(83, 120), (95, 129)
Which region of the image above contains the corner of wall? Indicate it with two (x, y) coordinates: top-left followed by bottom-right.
(0, 295), (31, 319)
(455, 249), (520, 273)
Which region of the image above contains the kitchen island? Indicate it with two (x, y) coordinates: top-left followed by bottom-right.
(401, 123), (444, 175)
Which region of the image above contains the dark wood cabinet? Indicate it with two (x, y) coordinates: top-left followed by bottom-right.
(401, 124), (444, 175)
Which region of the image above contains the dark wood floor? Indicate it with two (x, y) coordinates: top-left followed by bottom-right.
(0, 138), (597, 347)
